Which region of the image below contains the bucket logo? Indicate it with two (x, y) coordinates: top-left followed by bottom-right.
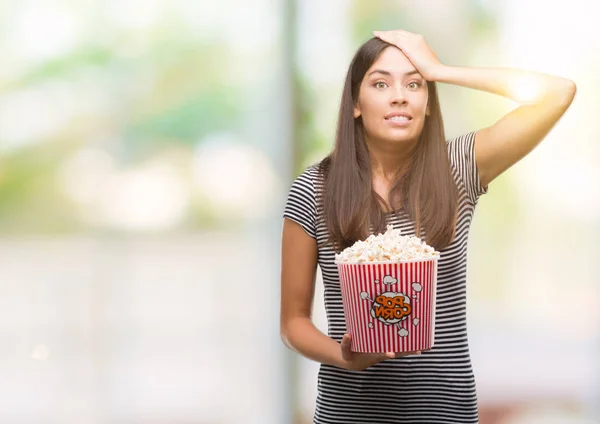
(372, 292), (411, 323)
(360, 275), (423, 337)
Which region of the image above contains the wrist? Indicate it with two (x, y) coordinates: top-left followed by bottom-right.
(332, 337), (353, 369)
(336, 359), (349, 370)
(333, 348), (349, 370)
(429, 64), (452, 83)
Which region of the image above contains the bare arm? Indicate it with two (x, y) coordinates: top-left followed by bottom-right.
(280, 218), (346, 367)
(432, 65), (576, 187)
(280, 218), (401, 370)
(372, 29), (577, 188)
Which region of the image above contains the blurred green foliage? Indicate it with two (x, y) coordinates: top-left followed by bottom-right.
(0, 0), (517, 246)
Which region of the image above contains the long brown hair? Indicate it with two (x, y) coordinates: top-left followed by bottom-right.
(320, 37), (459, 253)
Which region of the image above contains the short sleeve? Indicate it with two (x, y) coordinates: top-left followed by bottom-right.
(283, 166), (317, 239)
(447, 130), (489, 205)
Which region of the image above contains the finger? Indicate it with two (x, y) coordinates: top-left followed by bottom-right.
(372, 31), (386, 40)
(371, 352), (394, 363)
(373, 31), (409, 49)
(395, 29), (416, 37)
(365, 352), (391, 360)
(373, 33), (400, 48)
(340, 334), (351, 355)
(374, 30), (409, 38)
(373, 30), (395, 40)
(394, 350), (422, 358)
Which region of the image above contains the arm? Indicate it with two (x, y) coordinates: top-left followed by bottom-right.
(280, 218), (345, 367)
(432, 65), (577, 187)
(373, 30), (577, 188)
(280, 219), (401, 370)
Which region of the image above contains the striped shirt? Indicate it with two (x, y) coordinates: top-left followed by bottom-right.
(283, 131), (488, 423)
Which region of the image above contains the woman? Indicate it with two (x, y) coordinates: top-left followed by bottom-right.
(280, 29), (576, 423)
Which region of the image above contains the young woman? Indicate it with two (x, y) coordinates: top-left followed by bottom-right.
(280, 29), (576, 423)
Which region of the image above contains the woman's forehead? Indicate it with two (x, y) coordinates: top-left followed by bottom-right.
(367, 47), (420, 78)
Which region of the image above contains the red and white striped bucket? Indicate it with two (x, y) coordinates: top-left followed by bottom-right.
(336, 259), (438, 353)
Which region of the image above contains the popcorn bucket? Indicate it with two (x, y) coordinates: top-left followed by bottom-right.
(336, 259), (438, 353)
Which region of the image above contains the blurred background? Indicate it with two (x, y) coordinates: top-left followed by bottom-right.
(0, 0), (598, 423)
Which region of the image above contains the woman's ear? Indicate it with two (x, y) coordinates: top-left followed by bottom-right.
(353, 103), (361, 119)
(425, 106), (430, 116)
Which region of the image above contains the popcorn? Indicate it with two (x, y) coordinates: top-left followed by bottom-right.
(335, 224), (440, 263)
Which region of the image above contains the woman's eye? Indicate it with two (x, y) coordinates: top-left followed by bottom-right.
(408, 81), (421, 89)
(374, 81), (387, 89)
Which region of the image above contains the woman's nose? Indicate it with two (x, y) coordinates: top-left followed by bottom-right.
(390, 86), (408, 105)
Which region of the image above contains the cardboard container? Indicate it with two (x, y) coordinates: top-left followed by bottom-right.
(336, 259), (438, 353)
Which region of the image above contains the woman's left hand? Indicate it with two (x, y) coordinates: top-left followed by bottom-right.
(373, 29), (444, 81)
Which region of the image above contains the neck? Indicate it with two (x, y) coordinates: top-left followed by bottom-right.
(367, 137), (417, 181)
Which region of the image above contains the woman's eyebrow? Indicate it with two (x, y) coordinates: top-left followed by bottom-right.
(367, 69), (421, 78)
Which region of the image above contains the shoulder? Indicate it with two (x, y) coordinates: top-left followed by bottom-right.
(446, 131), (477, 162)
(445, 130), (488, 204)
(284, 163), (322, 239)
(288, 163), (321, 195)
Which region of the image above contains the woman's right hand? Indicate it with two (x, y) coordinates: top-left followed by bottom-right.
(339, 334), (421, 371)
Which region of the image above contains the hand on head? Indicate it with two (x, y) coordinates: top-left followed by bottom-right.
(373, 29), (444, 81)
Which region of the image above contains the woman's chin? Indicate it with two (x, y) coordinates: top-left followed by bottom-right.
(365, 129), (420, 146)
(384, 134), (418, 144)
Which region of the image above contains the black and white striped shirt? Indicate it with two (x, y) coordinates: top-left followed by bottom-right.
(283, 131), (488, 423)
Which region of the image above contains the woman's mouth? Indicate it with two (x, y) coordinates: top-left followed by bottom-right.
(385, 116), (412, 127)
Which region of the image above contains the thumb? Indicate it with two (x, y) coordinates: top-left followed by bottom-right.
(340, 334), (351, 352)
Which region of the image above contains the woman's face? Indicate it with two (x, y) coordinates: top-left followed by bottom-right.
(354, 46), (429, 146)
